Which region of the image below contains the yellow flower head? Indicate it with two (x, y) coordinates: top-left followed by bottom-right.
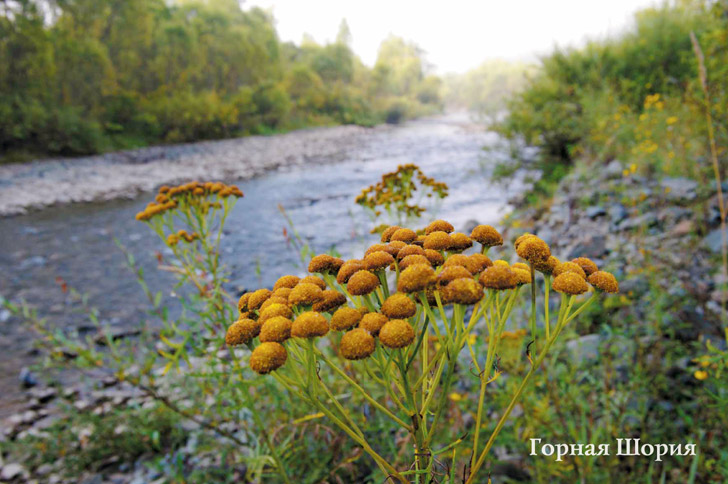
(571, 257), (599, 276)
(442, 278), (484, 305)
(248, 289), (272, 311)
(379, 319), (416, 349)
(308, 254), (344, 274)
(312, 289), (347, 313)
(396, 244), (425, 261)
(331, 306), (363, 331)
(552, 273), (589, 295)
(534, 256), (560, 275)
(364, 250), (395, 271)
(587, 271), (619, 293)
(288, 283), (324, 306)
(448, 232), (473, 253)
(259, 303), (293, 323)
(423, 231), (453, 251)
(469, 254), (493, 274)
(300, 275), (326, 290)
(237, 293), (251, 313)
(399, 254), (432, 270)
(291, 311), (329, 338)
(360, 312), (388, 336)
(337, 259), (365, 284)
(250, 342), (287, 375)
(397, 264), (437, 293)
(340, 328), (376, 360)
(437, 266), (473, 286)
(225, 318), (261, 346)
(390, 228), (417, 243)
(479, 265), (518, 290)
(425, 220), (454, 234)
(381, 293), (417, 319)
(424, 249), (445, 267)
(381, 225), (402, 243)
(347, 270), (380, 296)
(470, 225), (503, 247)
(553, 261), (587, 280)
(259, 296), (289, 313)
(515, 236), (550, 263)
(259, 316), (293, 343)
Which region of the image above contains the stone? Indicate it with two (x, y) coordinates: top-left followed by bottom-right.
(566, 334), (602, 363)
(19, 367), (37, 388)
(585, 206), (606, 219)
(660, 177), (698, 202)
(703, 228), (728, 254)
(567, 234), (607, 258)
(28, 387), (57, 403)
(618, 211), (658, 231)
(609, 203), (628, 225)
(605, 160), (624, 178)
(1, 463), (27, 481)
(668, 219), (693, 236)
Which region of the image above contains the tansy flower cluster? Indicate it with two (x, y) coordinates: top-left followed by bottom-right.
(226, 221), (618, 375)
(135, 181), (243, 221)
(222, 219), (619, 483)
(355, 164), (449, 231)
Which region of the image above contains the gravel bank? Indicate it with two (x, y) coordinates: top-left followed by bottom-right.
(0, 124), (378, 216)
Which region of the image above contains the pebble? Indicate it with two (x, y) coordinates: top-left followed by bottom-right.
(703, 227), (728, 254)
(18, 367), (37, 388)
(1, 463), (27, 481)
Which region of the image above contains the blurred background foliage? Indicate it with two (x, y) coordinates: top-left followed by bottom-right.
(0, 0), (443, 161)
(492, 0), (728, 193)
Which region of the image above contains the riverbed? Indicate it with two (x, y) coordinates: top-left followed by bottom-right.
(0, 113), (526, 416)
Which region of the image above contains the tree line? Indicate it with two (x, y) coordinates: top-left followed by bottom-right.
(0, 0), (442, 160)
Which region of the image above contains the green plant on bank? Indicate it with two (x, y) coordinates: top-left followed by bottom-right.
(228, 219), (619, 482)
(355, 164), (449, 235)
(3, 181), (307, 482)
(491, 1), (727, 195)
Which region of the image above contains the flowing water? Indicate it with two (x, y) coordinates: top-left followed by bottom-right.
(0, 114), (527, 416)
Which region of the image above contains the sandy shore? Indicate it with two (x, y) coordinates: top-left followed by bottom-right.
(0, 124), (379, 216)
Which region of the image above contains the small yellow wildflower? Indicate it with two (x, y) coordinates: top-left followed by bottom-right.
(449, 392), (464, 402)
(666, 116), (678, 125)
(694, 370), (708, 381)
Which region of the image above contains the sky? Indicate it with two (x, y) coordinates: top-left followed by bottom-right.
(244, 0), (660, 74)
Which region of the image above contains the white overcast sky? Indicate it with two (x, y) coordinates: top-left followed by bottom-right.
(244, 0), (660, 74)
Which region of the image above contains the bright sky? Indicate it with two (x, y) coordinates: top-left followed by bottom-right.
(245, 0), (659, 74)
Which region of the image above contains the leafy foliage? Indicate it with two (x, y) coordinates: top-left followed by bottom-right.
(493, 0), (728, 188)
(0, 1), (441, 160)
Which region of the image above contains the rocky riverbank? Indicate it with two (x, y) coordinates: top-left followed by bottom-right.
(0, 124), (379, 217)
(503, 159), (726, 341)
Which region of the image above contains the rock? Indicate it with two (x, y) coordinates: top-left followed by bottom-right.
(35, 464), (53, 476)
(28, 387), (57, 404)
(566, 334), (602, 363)
(585, 206), (606, 219)
(618, 211), (658, 231)
(19, 367), (37, 388)
(567, 234), (607, 258)
(609, 203), (628, 225)
(660, 177), (698, 202)
(605, 160), (624, 178)
(1, 463), (27, 481)
(703, 228), (728, 254)
(19, 256), (46, 269)
(670, 220), (694, 237)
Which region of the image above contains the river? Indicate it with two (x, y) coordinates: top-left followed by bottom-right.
(0, 113), (527, 416)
